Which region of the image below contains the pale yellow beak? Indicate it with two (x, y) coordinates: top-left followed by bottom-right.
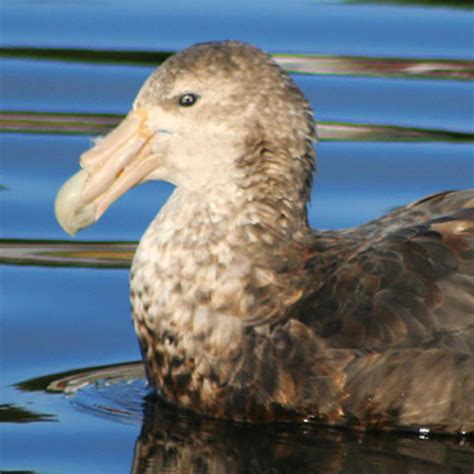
(55, 109), (162, 236)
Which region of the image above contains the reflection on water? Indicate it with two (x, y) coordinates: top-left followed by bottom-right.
(17, 364), (474, 473)
(134, 404), (474, 474)
(345, 0), (473, 8)
(2, 110), (474, 141)
(0, 110), (121, 136)
(2, 46), (474, 80)
(0, 239), (135, 268)
(0, 403), (56, 423)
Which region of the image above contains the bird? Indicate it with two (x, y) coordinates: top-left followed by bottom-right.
(55, 41), (474, 434)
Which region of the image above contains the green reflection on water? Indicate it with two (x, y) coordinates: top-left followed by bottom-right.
(0, 240), (135, 268)
(2, 111), (473, 142)
(2, 47), (473, 81)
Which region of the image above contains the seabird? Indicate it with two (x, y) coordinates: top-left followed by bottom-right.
(55, 41), (474, 433)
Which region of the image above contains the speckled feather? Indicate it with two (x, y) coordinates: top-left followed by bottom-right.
(128, 42), (473, 433)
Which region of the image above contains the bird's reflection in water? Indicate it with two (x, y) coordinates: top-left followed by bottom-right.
(131, 395), (474, 474)
(39, 365), (473, 472)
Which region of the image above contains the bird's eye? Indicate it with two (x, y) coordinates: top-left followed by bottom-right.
(179, 93), (199, 107)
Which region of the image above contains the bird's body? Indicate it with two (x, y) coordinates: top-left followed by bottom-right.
(55, 41), (474, 433)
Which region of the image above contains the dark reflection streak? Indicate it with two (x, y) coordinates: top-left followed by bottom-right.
(1, 111), (473, 142)
(0, 110), (120, 136)
(1, 46), (473, 81)
(345, 0), (474, 8)
(0, 47), (173, 66)
(0, 239), (135, 269)
(132, 399), (474, 474)
(0, 403), (57, 423)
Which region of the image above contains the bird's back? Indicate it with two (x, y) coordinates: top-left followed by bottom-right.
(297, 190), (474, 432)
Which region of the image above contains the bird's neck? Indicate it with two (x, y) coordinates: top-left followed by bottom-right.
(130, 181), (312, 395)
(131, 181), (310, 307)
(136, 179), (311, 264)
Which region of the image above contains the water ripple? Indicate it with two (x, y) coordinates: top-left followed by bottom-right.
(2, 110), (473, 142)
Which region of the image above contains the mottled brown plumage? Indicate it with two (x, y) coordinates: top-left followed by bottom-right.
(55, 41), (474, 433)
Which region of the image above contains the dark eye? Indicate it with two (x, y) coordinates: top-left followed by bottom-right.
(179, 93), (198, 107)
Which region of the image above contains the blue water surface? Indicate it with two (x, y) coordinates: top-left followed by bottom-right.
(2, 0), (473, 59)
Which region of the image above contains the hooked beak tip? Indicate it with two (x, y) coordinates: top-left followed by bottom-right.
(55, 169), (96, 236)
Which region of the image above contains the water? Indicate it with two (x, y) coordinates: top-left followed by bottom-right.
(1, 0), (474, 472)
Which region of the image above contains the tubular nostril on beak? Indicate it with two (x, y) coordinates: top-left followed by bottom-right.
(80, 109), (152, 171)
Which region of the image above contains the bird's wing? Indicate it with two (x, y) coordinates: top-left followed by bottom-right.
(301, 190), (474, 353)
(292, 190), (474, 431)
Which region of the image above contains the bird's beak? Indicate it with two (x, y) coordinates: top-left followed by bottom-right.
(55, 109), (162, 236)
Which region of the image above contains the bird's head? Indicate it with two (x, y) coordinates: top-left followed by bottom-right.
(55, 41), (316, 236)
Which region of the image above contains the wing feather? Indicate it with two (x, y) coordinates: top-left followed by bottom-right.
(291, 191), (474, 430)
